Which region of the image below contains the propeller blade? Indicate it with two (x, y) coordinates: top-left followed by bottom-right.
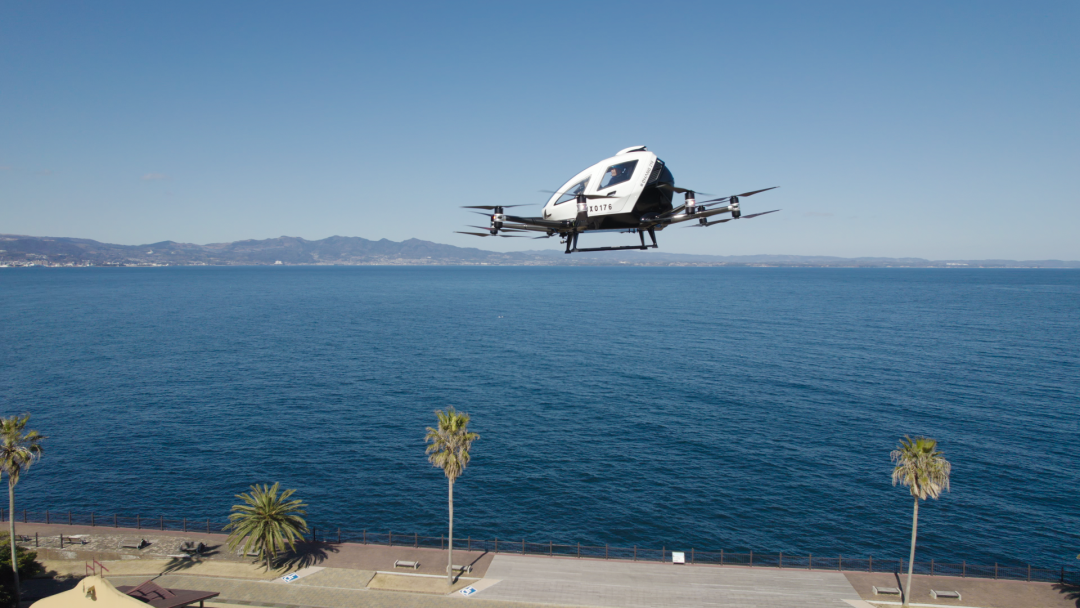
(740, 209), (781, 219)
(461, 204), (532, 210)
(456, 231), (493, 236)
(656, 184), (716, 197)
(698, 187), (778, 205)
(736, 187), (779, 198)
(467, 225), (529, 232)
(684, 218), (734, 228)
(538, 190), (618, 199)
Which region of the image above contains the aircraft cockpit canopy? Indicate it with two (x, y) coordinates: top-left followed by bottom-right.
(599, 160), (638, 189)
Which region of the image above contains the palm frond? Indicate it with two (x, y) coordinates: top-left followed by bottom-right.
(891, 435), (951, 501)
(224, 482), (308, 569)
(425, 407), (479, 483)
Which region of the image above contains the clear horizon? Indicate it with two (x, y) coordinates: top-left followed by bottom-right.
(2, 1), (1078, 259)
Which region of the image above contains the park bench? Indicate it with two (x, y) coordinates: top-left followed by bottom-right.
(62, 536), (89, 545)
(931, 590), (961, 600)
(872, 586), (901, 596)
(453, 564), (473, 573)
(394, 560), (420, 569)
(180, 541), (206, 555)
(120, 539), (150, 550)
(14, 535), (31, 543)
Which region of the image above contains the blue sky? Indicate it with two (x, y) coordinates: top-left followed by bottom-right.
(2, 1), (1077, 259)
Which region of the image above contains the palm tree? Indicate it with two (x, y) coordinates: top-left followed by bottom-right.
(224, 483), (308, 572)
(426, 407), (479, 586)
(891, 435), (951, 607)
(0, 414), (46, 604)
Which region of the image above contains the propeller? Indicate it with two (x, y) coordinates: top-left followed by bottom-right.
(655, 184), (716, 197)
(461, 204), (532, 210)
(685, 209), (781, 227)
(698, 187), (779, 206)
(467, 225), (529, 233)
(455, 231), (530, 238)
(538, 190), (618, 200)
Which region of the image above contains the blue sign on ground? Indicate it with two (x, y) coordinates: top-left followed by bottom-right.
(281, 573), (300, 583)
(460, 586), (477, 596)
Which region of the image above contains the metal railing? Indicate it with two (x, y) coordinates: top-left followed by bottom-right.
(4, 509), (1076, 585)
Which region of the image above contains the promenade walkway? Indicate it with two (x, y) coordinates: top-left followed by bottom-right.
(17, 522), (1079, 608)
(474, 554), (863, 608)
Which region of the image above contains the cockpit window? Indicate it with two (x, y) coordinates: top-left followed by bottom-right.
(599, 160), (638, 190)
(555, 177), (591, 205)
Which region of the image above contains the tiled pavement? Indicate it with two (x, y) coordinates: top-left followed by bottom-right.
(106, 572), (579, 608)
(474, 554), (864, 608)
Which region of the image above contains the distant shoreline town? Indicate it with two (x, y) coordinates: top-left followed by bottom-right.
(2, 234), (1078, 269)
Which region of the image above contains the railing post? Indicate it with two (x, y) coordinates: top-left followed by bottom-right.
(721, 549), (724, 566)
(605, 544), (608, 560)
(35, 532), (38, 547)
(549, 540), (552, 557)
(691, 548), (694, 565)
(995, 563), (998, 579)
(440, 534), (443, 550)
(750, 550), (753, 567)
(415, 533), (418, 548)
(60, 535), (64, 549)
(1028, 565), (1031, 582)
(634, 545), (637, 561)
(23, 509), (27, 524)
(468, 536), (471, 552)
(495, 537), (498, 553)
(91, 512), (95, 527)
(577, 543), (580, 558)
(809, 553), (812, 570)
(68, 511), (72, 525)
(1062, 566), (1065, 584)
(962, 560), (965, 577)
(662, 546), (665, 563)
(870, 555), (873, 573)
(183, 518), (186, 533)
(389, 531), (392, 547)
(930, 558), (934, 576)
(46, 510), (50, 524)
(160, 515), (164, 531)
(206, 518), (210, 534)
(521, 539), (524, 555)
(779, 551), (783, 568)
(338, 528), (341, 544)
(137, 515), (140, 529)
(364, 529), (367, 545)
(114, 514), (117, 528)
(840, 554), (842, 571)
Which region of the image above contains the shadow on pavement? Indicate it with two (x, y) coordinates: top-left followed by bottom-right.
(276, 540), (339, 571)
(1052, 583), (1080, 608)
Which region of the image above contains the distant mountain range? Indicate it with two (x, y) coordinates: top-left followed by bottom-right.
(2, 234), (1078, 268)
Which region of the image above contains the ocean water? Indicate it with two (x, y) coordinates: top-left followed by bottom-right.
(1, 266), (1077, 567)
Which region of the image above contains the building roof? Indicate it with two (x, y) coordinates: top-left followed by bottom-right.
(116, 580), (219, 608)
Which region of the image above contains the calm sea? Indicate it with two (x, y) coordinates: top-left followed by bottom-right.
(1, 267), (1077, 567)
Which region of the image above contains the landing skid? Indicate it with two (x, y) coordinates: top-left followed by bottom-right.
(564, 226), (659, 254)
(571, 244), (657, 253)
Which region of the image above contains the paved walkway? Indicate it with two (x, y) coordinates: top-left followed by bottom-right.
(473, 554), (864, 608)
(105, 572), (578, 608)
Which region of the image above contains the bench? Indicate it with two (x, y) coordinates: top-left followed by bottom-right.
(180, 541), (207, 555)
(62, 536), (89, 545)
(14, 535), (31, 543)
(931, 590), (961, 600)
(394, 560), (420, 569)
(121, 539), (150, 550)
(872, 586), (901, 596)
(453, 564), (473, 573)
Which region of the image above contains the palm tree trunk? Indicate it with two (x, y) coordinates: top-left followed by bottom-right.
(9, 479), (19, 603)
(904, 498), (919, 607)
(447, 479), (454, 586)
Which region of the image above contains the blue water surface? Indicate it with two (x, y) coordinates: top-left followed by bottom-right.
(1, 267), (1077, 567)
